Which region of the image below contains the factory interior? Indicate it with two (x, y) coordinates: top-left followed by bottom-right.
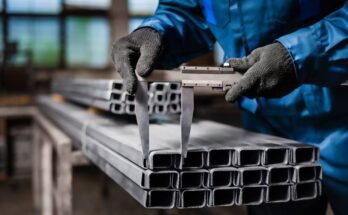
(1, 0), (346, 214)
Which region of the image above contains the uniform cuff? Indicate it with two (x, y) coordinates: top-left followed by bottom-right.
(277, 26), (321, 84)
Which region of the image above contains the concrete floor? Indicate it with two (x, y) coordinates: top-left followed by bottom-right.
(0, 167), (247, 215)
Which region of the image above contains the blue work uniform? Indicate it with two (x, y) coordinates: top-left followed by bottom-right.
(137, 0), (348, 213)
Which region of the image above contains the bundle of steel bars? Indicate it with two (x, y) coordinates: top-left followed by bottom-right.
(52, 79), (181, 115)
(38, 95), (322, 209)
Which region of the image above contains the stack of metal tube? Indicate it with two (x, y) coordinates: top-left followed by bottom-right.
(38, 95), (322, 209)
(52, 79), (181, 115)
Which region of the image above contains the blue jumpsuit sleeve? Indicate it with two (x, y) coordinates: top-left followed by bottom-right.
(136, 0), (216, 69)
(277, 3), (348, 86)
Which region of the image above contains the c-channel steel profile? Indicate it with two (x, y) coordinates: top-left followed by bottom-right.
(208, 187), (238, 207)
(177, 150), (206, 169)
(293, 163), (322, 183)
(236, 185), (266, 205)
(266, 166), (294, 185)
(292, 181), (320, 201)
(39, 96), (181, 170)
(260, 143), (290, 165)
(285, 143), (320, 164)
(85, 149), (177, 209)
(209, 167), (239, 187)
(207, 148), (234, 167)
(177, 189), (208, 208)
(43, 104), (179, 189)
(237, 167), (267, 186)
(265, 184), (292, 203)
(84, 135), (179, 189)
(179, 170), (208, 189)
(234, 147), (263, 167)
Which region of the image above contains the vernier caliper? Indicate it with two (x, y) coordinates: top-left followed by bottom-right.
(135, 66), (242, 166)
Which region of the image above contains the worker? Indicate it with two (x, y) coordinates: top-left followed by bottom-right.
(112, 1), (348, 214)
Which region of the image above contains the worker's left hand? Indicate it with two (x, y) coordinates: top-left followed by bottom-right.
(224, 43), (298, 103)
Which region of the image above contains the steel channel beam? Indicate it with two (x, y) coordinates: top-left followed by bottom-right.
(234, 148), (263, 167)
(84, 135), (179, 189)
(236, 185), (266, 205)
(208, 187), (238, 207)
(43, 106), (180, 190)
(266, 166), (294, 185)
(207, 148), (234, 168)
(292, 181), (319, 201)
(177, 189), (207, 208)
(209, 167), (239, 187)
(84, 149), (177, 208)
(53, 79), (120, 91)
(38, 96), (319, 171)
(265, 184), (291, 203)
(57, 91), (112, 111)
(260, 143), (290, 166)
(179, 170), (208, 189)
(293, 163), (322, 183)
(178, 150), (206, 169)
(237, 167), (267, 186)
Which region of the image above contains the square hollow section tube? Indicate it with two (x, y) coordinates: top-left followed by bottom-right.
(263, 147), (290, 166)
(235, 148), (263, 167)
(209, 167), (239, 187)
(180, 170), (208, 189)
(238, 167), (267, 186)
(292, 181), (318, 201)
(265, 184), (291, 203)
(267, 166), (294, 185)
(293, 164), (322, 183)
(208, 149), (233, 167)
(179, 151), (206, 169)
(209, 188), (238, 207)
(177, 189), (207, 208)
(237, 186), (266, 205)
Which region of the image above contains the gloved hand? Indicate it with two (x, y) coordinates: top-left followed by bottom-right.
(111, 28), (162, 94)
(224, 43), (298, 103)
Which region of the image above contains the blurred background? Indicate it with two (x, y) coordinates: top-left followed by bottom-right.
(0, 0), (224, 94)
(0, 0), (241, 214)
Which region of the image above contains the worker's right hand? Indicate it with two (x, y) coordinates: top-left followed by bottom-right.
(111, 28), (162, 94)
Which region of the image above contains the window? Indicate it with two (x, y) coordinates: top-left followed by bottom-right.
(66, 17), (110, 69)
(128, 0), (157, 16)
(7, 0), (62, 14)
(2, 0), (111, 70)
(65, 0), (111, 10)
(8, 17), (60, 67)
(128, 0), (158, 32)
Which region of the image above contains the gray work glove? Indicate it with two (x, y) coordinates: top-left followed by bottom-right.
(224, 43), (298, 103)
(111, 28), (162, 94)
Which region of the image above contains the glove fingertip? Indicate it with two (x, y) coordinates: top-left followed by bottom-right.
(125, 77), (137, 95)
(225, 90), (238, 103)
